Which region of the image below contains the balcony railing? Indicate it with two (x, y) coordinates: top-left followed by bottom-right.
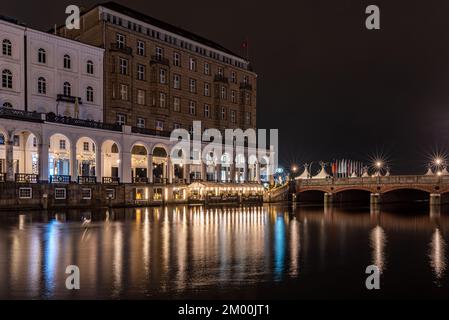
(78, 176), (97, 184)
(150, 55), (170, 66)
(56, 94), (82, 104)
(15, 173), (39, 183)
(133, 176), (149, 183)
(46, 113), (123, 132)
(239, 82), (253, 90)
(0, 108), (43, 123)
(153, 177), (168, 184)
(50, 175), (71, 184)
(173, 178), (187, 184)
(214, 74), (229, 83)
(102, 177), (120, 185)
(0, 173), (5, 182)
(110, 43), (133, 55)
(131, 126), (171, 137)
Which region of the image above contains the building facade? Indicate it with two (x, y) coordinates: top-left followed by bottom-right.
(0, 16), (104, 121)
(58, 2), (257, 133)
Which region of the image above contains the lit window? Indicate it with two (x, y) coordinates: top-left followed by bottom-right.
(55, 188), (66, 200)
(189, 78), (196, 93)
(2, 69), (12, 89)
(173, 97), (180, 112)
(38, 77), (46, 94)
(63, 54), (71, 69)
(189, 58), (196, 71)
(204, 104), (209, 118)
(218, 67), (223, 76)
(116, 113), (126, 125)
(59, 139), (66, 150)
(120, 84), (128, 100)
(116, 33), (125, 48)
(159, 68), (166, 84)
(231, 90), (236, 103)
(220, 86), (227, 99)
(19, 188), (32, 199)
(156, 47), (163, 60)
(137, 40), (145, 56)
(137, 89), (145, 105)
(204, 83), (210, 96)
(137, 117), (145, 128)
(173, 74), (181, 89)
(204, 63), (210, 75)
(189, 101), (196, 115)
(2, 39), (12, 56)
(86, 60), (94, 74)
(83, 142), (89, 151)
(155, 120), (164, 131)
(159, 92), (166, 108)
(119, 58), (128, 75)
(173, 52), (180, 66)
(137, 64), (145, 80)
(38, 48), (46, 63)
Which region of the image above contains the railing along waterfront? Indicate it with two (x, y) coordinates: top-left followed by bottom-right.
(15, 173), (39, 183)
(46, 113), (122, 132)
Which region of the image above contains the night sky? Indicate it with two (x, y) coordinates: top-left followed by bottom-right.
(2, 0), (449, 174)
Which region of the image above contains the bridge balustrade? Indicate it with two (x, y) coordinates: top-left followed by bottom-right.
(298, 175), (445, 187)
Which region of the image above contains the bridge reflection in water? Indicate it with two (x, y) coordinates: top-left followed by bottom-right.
(0, 204), (448, 299)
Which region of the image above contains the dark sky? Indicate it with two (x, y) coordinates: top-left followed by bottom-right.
(2, 0), (449, 174)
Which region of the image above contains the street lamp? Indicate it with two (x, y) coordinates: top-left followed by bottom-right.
(375, 160), (383, 176)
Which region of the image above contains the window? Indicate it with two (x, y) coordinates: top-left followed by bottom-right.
(2, 69), (12, 89)
(159, 92), (166, 108)
(159, 68), (166, 84)
(189, 100), (196, 115)
(204, 62), (210, 75)
(156, 47), (163, 60)
(173, 74), (181, 89)
(63, 54), (71, 69)
(13, 135), (19, 146)
(19, 188), (32, 199)
(86, 86), (94, 102)
(105, 188), (116, 200)
(173, 52), (180, 66)
(173, 97), (180, 112)
(59, 139), (66, 150)
(231, 71), (236, 83)
(116, 113), (126, 125)
(189, 58), (196, 71)
(231, 110), (236, 123)
(243, 75), (249, 84)
(221, 107), (226, 120)
(2, 39), (11, 56)
(55, 188), (67, 200)
(2, 102), (12, 108)
(83, 142), (89, 151)
(86, 60), (94, 74)
(33, 137), (37, 147)
(231, 90), (236, 103)
(137, 89), (145, 105)
(245, 111), (251, 124)
(218, 67), (223, 76)
(137, 117), (145, 128)
(137, 64), (145, 80)
(173, 123), (181, 130)
(119, 58), (128, 75)
(38, 77), (46, 94)
(204, 104), (210, 118)
(204, 82), (210, 96)
(63, 81), (71, 96)
(245, 92), (251, 105)
(38, 48), (46, 63)
(221, 86), (227, 99)
(81, 188), (92, 200)
(116, 33), (125, 48)
(155, 120), (164, 131)
(189, 78), (196, 93)
(137, 40), (145, 56)
(120, 84), (128, 100)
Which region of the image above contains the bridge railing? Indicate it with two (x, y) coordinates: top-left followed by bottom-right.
(297, 175), (447, 186)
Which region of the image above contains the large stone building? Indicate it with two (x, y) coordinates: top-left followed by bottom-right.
(58, 1), (257, 133)
(0, 16), (104, 121)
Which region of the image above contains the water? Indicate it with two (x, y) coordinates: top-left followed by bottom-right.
(0, 204), (448, 299)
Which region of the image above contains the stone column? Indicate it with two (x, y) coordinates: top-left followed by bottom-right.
(201, 162), (207, 181)
(430, 193), (441, 206)
(38, 141), (49, 182)
(167, 156), (172, 184)
(70, 142), (77, 181)
(121, 151), (132, 183)
(324, 192), (333, 205)
(148, 154), (153, 183)
(95, 147), (102, 182)
(370, 193), (381, 205)
(256, 163), (261, 183)
(5, 139), (14, 182)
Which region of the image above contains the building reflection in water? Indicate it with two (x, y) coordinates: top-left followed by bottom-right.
(429, 228), (446, 283)
(370, 225), (387, 274)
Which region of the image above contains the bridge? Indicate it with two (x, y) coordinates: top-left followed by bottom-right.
(294, 175), (449, 205)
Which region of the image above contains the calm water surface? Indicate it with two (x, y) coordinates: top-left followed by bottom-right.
(0, 204), (448, 299)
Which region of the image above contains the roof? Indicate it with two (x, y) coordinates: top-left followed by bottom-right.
(97, 1), (246, 61)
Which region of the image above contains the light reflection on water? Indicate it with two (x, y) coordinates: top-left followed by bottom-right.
(0, 204), (448, 299)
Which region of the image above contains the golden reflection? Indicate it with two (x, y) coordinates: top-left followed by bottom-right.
(289, 218), (300, 276)
(370, 225), (387, 273)
(429, 228), (446, 281)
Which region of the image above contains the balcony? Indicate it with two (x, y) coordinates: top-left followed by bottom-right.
(15, 173), (39, 183)
(0, 108), (43, 123)
(133, 176), (149, 183)
(78, 176), (97, 184)
(150, 55), (170, 66)
(153, 177), (167, 185)
(173, 178), (187, 185)
(46, 113), (123, 132)
(110, 43), (133, 55)
(239, 82), (253, 91)
(214, 74), (229, 83)
(56, 94), (82, 104)
(102, 176), (120, 185)
(131, 126), (171, 138)
(50, 175), (71, 184)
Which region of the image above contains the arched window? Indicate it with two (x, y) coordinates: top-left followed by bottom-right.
(2, 69), (12, 89)
(86, 60), (94, 74)
(2, 102), (12, 108)
(38, 77), (46, 94)
(63, 81), (71, 96)
(111, 143), (119, 153)
(63, 54), (71, 69)
(2, 39), (11, 56)
(86, 86), (93, 102)
(38, 48), (46, 63)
